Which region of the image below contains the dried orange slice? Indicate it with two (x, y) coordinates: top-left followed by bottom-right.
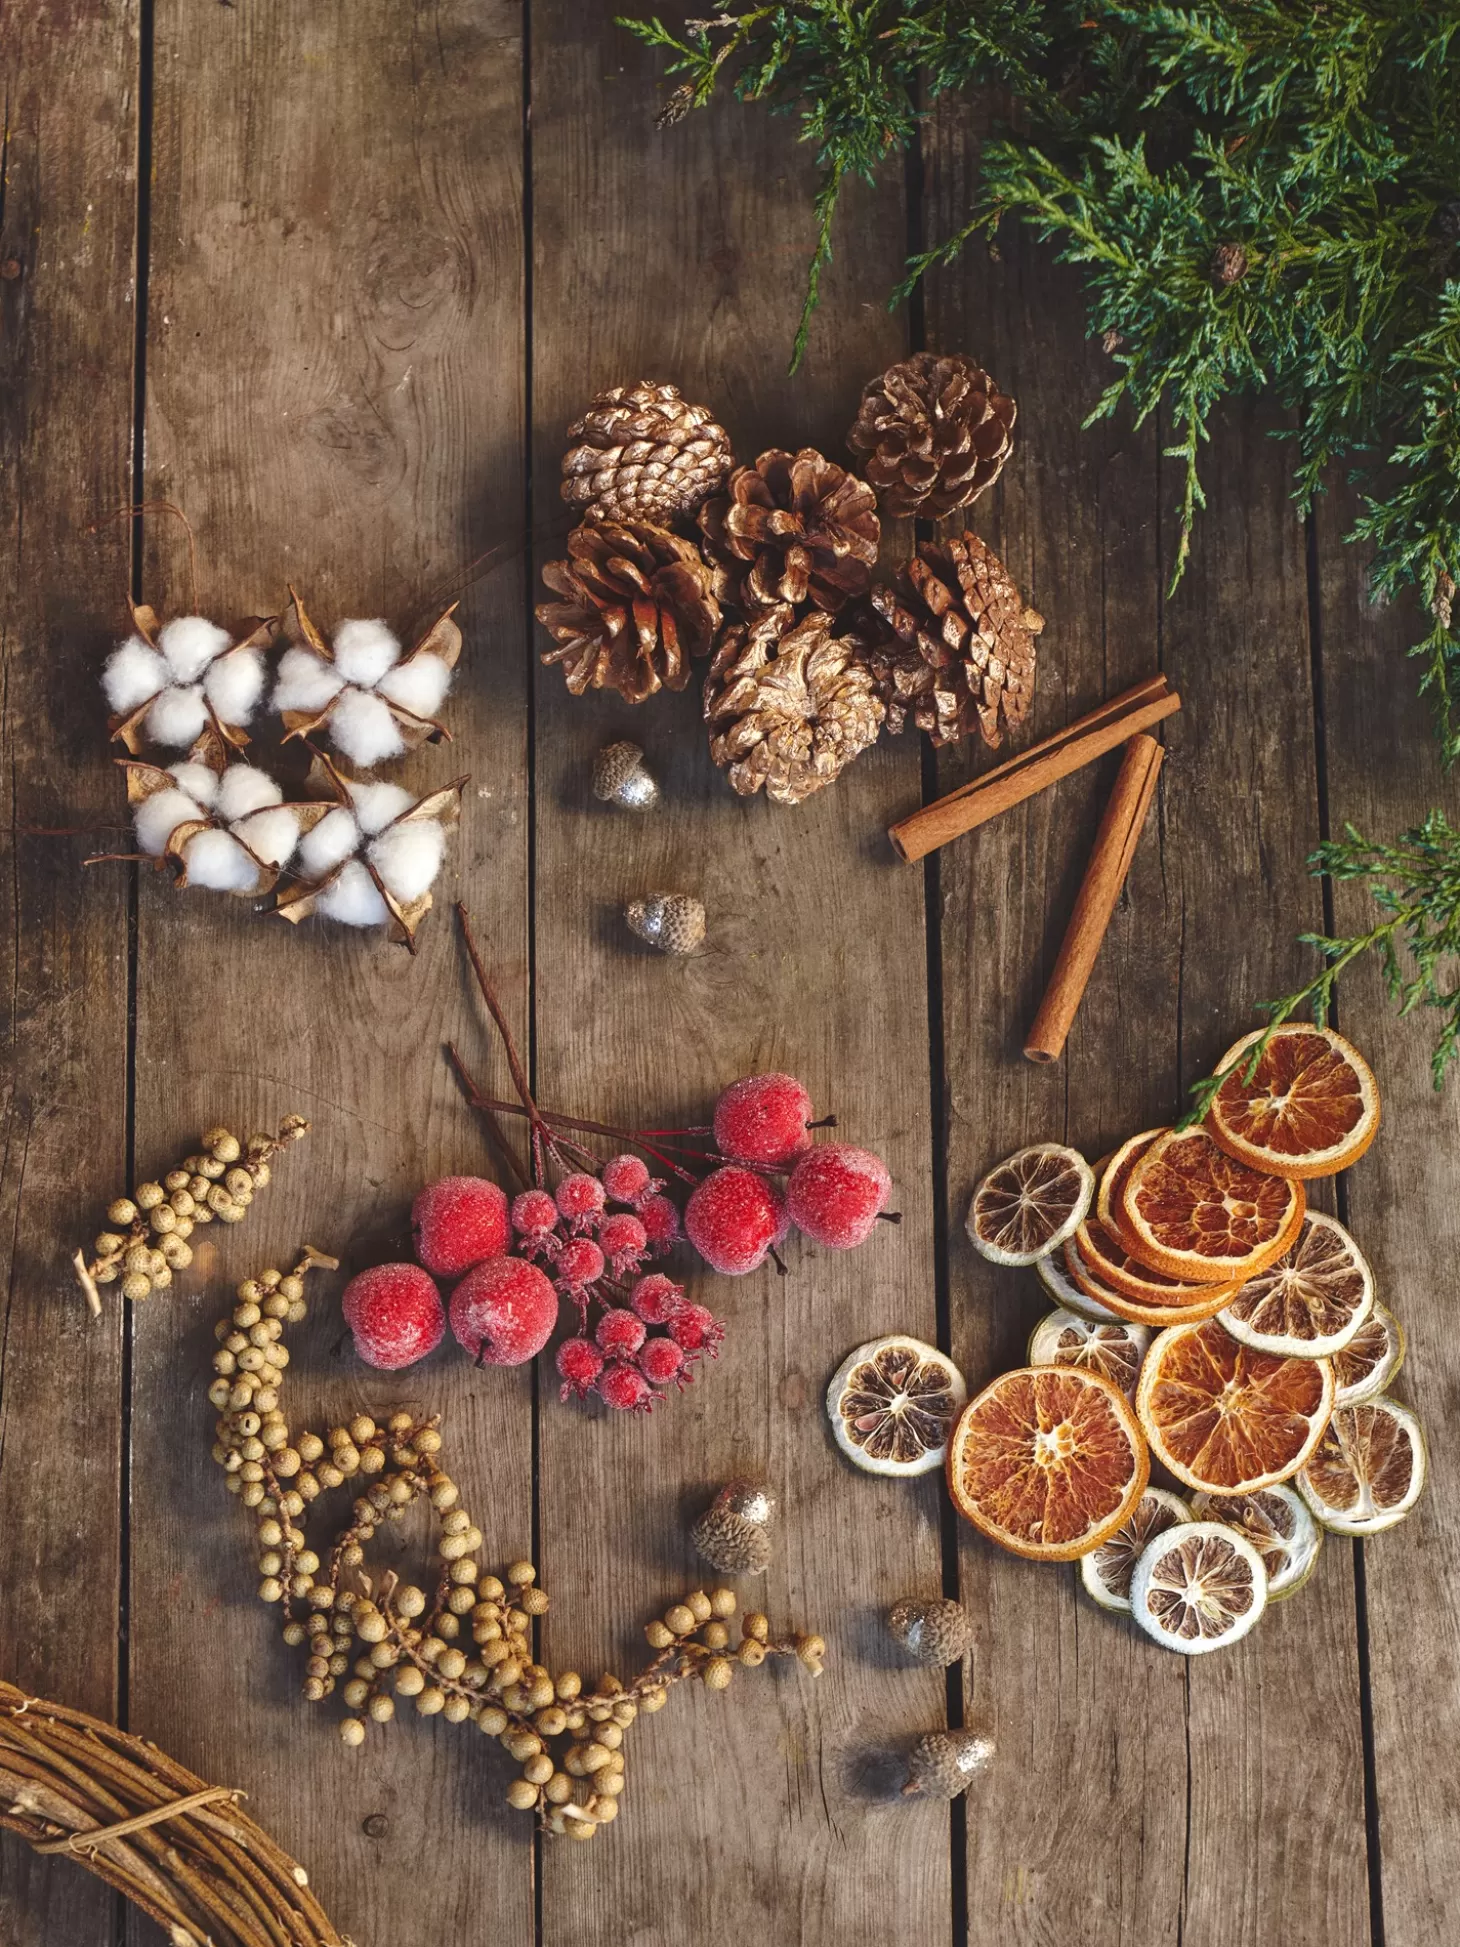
(1036, 1238), (1119, 1322)
(1130, 1521), (1268, 1654)
(946, 1365), (1149, 1561)
(1332, 1302), (1405, 1408)
(1135, 1316), (1334, 1493)
(1096, 1128), (1167, 1231)
(1189, 1483), (1323, 1601)
(1207, 1024), (1380, 1179)
(1219, 1211), (1373, 1357)
(966, 1144), (1094, 1266)
(1120, 1126), (1305, 1285)
(1079, 1484), (1191, 1612)
(1297, 1399), (1427, 1534)
(1027, 1309), (1151, 1401)
(826, 1335), (967, 1477)
(1073, 1215), (1240, 1326)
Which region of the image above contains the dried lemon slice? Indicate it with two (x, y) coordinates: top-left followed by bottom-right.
(1189, 1483), (1323, 1601)
(826, 1335), (967, 1477)
(1028, 1308), (1150, 1401)
(967, 1144), (1094, 1266)
(1130, 1520), (1268, 1655)
(1079, 1485), (1191, 1613)
(1297, 1398), (1427, 1535)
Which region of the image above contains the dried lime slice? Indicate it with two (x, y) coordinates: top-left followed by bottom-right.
(1035, 1237), (1119, 1322)
(1220, 1212), (1374, 1358)
(1028, 1308), (1150, 1401)
(1130, 1521), (1268, 1655)
(1189, 1483), (1323, 1601)
(1332, 1302), (1405, 1407)
(967, 1144), (1094, 1266)
(1298, 1398), (1427, 1535)
(826, 1335), (967, 1478)
(1079, 1485), (1191, 1613)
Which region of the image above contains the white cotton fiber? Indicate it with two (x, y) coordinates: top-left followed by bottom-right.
(182, 827), (261, 894)
(331, 618), (400, 687)
(102, 637), (167, 715)
(377, 651), (451, 719)
(328, 687), (405, 767)
(369, 820), (445, 904)
(233, 804), (300, 870)
(135, 786), (206, 856)
(203, 645), (265, 726)
(272, 647), (344, 716)
(349, 779), (414, 835)
(158, 615), (231, 683)
(299, 804), (361, 878)
(168, 761), (221, 808)
(145, 685), (209, 749)
(316, 858), (389, 927)
(217, 763), (281, 822)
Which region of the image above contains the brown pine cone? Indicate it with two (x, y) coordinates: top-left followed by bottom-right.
(697, 448), (880, 615)
(703, 605), (885, 806)
(866, 532), (1043, 749)
(537, 518), (721, 705)
(561, 381), (733, 526)
(848, 352), (1016, 520)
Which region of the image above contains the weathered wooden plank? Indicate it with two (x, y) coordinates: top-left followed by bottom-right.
(0, 3), (137, 1941)
(1314, 493), (1460, 1947)
(127, 5), (532, 1942)
(529, 14), (950, 1938)
(923, 107), (1369, 1946)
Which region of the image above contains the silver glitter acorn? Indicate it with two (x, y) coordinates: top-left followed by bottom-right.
(593, 740), (660, 811)
(624, 892), (705, 955)
(887, 1596), (975, 1668)
(903, 1729), (996, 1799)
(691, 1479), (777, 1574)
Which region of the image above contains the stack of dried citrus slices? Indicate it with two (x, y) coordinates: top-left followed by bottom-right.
(955, 1024), (1427, 1655)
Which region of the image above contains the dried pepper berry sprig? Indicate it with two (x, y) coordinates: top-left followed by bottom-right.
(210, 1251), (824, 1841)
(73, 1114), (308, 1317)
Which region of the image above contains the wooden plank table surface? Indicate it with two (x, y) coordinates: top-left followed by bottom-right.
(1, 8), (1455, 1945)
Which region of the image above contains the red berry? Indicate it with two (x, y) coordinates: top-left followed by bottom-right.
(511, 1188), (560, 1245)
(629, 1272), (684, 1325)
(595, 1307), (647, 1357)
(684, 1165), (785, 1275)
(601, 1154), (652, 1204)
(555, 1236), (606, 1288)
(556, 1336), (604, 1401)
(713, 1072), (815, 1167)
(638, 1335), (687, 1387)
(668, 1301), (724, 1357)
(555, 1172), (606, 1228)
(638, 1193), (682, 1248)
(785, 1143), (891, 1249)
(596, 1362), (656, 1412)
(411, 1175), (509, 1279)
(342, 1263), (444, 1371)
(599, 1211), (648, 1273)
(448, 1256), (558, 1367)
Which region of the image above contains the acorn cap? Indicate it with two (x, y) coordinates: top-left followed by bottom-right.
(903, 1729), (996, 1799)
(887, 1596), (974, 1668)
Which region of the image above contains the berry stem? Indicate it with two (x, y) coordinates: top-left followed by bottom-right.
(444, 1069), (701, 1185)
(443, 1044), (529, 1191)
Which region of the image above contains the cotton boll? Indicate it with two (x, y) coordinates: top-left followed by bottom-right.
(168, 761), (221, 808)
(328, 688), (405, 768)
(216, 762), (282, 821)
(331, 619), (400, 687)
(203, 645), (265, 727)
(145, 685), (209, 749)
(369, 819), (445, 904)
(316, 858), (390, 927)
(182, 827), (262, 894)
(377, 651), (451, 719)
(135, 786), (206, 856)
(298, 804), (361, 878)
(272, 646), (344, 716)
(233, 804), (300, 870)
(103, 637), (168, 715)
(158, 615), (232, 683)
(349, 779), (414, 835)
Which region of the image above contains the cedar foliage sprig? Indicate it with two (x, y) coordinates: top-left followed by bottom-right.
(1183, 812), (1460, 1122)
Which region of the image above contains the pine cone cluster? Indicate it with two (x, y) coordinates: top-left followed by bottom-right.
(537, 355), (1041, 805)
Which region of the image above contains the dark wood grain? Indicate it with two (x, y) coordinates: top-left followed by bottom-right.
(528, 13), (952, 1941)
(0, 3), (137, 1942)
(126, 3), (533, 1941)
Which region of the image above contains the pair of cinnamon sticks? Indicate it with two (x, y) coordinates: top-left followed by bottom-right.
(888, 675), (1180, 1064)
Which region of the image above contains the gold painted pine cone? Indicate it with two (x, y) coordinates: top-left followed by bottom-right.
(537, 518), (720, 705)
(561, 381), (733, 526)
(866, 532), (1043, 750)
(697, 447), (880, 615)
(704, 606), (885, 807)
(848, 352), (1016, 519)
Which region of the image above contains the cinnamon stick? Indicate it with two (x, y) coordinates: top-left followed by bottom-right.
(887, 675), (1180, 862)
(1024, 733), (1164, 1064)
